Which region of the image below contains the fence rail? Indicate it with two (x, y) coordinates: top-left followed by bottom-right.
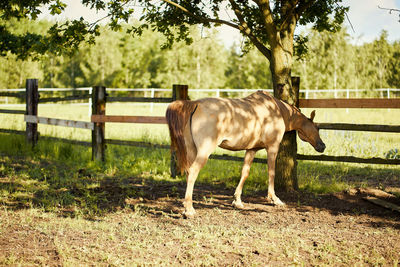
(0, 80), (399, 168)
(107, 96), (173, 103)
(300, 99), (400, 108)
(0, 128), (25, 135)
(105, 139), (170, 149)
(316, 123), (400, 133)
(297, 154), (400, 165)
(91, 115), (166, 124)
(39, 94), (92, 103)
(0, 109), (25, 114)
(24, 115), (94, 130)
(0, 92), (24, 98)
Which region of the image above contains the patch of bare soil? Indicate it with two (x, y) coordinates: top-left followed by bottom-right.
(149, 189), (399, 265)
(0, 225), (61, 266)
(1, 177), (399, 266)
(120, 177), (400, 220)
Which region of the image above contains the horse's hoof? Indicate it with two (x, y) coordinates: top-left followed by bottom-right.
(267, 196), (285, 206)
(274, 199), (286, 206)
(232, 200), (245, 209)
(183, 210), (196, 219)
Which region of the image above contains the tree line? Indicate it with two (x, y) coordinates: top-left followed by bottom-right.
(1, 19), (399, 91)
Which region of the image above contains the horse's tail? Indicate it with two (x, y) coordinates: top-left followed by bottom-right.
(166, 100), (198, 174)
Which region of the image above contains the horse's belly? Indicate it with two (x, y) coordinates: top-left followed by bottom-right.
(218, 140), (244, 151)
(218, 137), (264, 151)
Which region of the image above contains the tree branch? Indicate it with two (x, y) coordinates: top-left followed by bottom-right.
(279, 1), (298, 31)
(378, 5), (400, 13)
(251, 0), (277, 44)
(158, 0), (271, 59)
(378, 5), (400, 22)
(229, 0), (271, 60)
(159, 0), (240, 30)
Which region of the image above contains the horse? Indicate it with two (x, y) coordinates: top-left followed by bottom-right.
(166, 90), (325, 218)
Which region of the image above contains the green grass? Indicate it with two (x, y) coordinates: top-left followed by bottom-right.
(0, 133), (170, 217)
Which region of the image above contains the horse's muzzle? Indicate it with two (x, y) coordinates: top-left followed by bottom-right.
(315, 140), (326, 153)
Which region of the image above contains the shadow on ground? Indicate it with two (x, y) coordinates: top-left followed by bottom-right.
(1, 155), (399, 230)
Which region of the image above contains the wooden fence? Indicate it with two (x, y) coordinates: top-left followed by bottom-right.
(0, 79), (400, 176)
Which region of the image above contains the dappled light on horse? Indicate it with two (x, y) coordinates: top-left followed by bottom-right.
(166, 90), (325, 218)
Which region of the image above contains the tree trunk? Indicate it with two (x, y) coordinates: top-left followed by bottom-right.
(270, 47), (299, 192)
(275, 130), (298, 191)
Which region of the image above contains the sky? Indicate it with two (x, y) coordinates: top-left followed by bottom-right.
(342, 0), (400, 43)
(39, 0), (400, 47)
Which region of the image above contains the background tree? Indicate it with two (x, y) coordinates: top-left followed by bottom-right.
(115, 26), (162, 88)
(78, 28), (123, 87)
(153, 28), (227, 89)
(225, 46), (273, 90)
(359, 31), (392, 90)
(388, 41), (400, 88)
(292, 28), (354, 93)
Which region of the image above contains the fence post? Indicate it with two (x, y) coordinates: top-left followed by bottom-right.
(172, 84), (189, 101)
(88, 87), (92, 118)
(170, 84), (189, 178)
(25, 79), (39, 146)
(150, 88), (155, 113)
(92, 86), (106, 161)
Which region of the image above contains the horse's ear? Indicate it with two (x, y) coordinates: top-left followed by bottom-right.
(310, 110), (316, 122)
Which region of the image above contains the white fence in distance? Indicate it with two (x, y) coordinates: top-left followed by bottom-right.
(1, 87), (399, 98)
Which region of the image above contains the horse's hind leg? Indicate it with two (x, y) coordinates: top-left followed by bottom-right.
(183, 142), (216, 219)
(233, 149), (257, 209)
(184, 122), (197, 167)
(183, 157), (206, 218)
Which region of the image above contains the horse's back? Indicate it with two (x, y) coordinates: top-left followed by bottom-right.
(190, 92), (285, 150)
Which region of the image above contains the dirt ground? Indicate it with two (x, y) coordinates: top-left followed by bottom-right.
(1, 178), (399, 266)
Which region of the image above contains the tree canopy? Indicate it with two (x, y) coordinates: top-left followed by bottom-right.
(1, 1), (348, 60)
(1, 19), (398, 91)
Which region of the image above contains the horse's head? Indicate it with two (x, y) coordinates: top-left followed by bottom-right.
(297, 110), (326, 153)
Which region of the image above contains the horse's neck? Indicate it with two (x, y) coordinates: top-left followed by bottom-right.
(278, 101), (303, 131)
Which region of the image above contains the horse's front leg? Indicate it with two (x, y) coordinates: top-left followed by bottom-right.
(233, 149), (257, 209)
(266, 145), (285, 206)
